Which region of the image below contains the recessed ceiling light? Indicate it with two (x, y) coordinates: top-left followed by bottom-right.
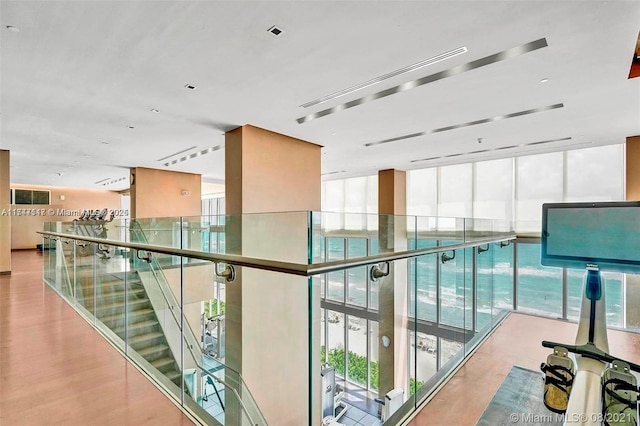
(150, 108), (160, 113)
(540, 78), (549, 83)
(184, 84), (197, 90)
(267, 25), (283, 36)
(6, 26), (20, 33)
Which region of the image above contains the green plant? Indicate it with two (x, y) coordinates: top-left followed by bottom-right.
(410, 377), (424, 396)
(204, 299), (225, 317)
(321, 346), (424, 396)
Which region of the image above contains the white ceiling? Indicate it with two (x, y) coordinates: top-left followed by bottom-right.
(1, 0), (639, 191)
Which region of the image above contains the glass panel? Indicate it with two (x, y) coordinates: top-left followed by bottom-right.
(321, 309), (326, 365)
(346, 315), (367, 386)
(464, 247), (473, 333)
(125, 249), (183, 402)
(493, 241), (514, 323)
(346, 238), (367, 307)
(32, 190), (50, 204)
(369, 238), (379, 310)
(13, 189), (32, 204)
(369, 320), (379, 391)
(517, 243), (562, 317)
(411, 331), (436, 396)
(603, 271), (624, 328)
(440, 337), (464, 369)
(476, 244), (493, 332)
(413, 250), (437, 322)
(93, 242), (126, 351)
(327, 237), (345, 303)
(327, 311), (345, 379)
(567, 268), (583, 321)
(439, 249), (465, 328)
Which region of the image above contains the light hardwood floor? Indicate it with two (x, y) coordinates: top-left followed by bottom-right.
(408, 312), (640, 425)
(3, 250), (639, 426)
(0, 250), (194, 426)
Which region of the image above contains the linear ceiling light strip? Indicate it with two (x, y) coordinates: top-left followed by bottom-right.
(297, 38), (548, 124)
(366, 103), (564, 147)
(156, 145), (198, 162)
(300, 47), (467, 108)
(164, 145), (221, 167)
(410, 136), (573, 163)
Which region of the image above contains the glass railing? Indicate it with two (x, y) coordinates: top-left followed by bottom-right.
(41, 211), (516, 426)
(41, 224), (267, 426)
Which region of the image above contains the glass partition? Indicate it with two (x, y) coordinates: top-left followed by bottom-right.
(42, 213), (516, 426)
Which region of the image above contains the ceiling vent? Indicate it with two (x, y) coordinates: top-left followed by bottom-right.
(184, 84), (197, 90)
(267, 25), (283, 36)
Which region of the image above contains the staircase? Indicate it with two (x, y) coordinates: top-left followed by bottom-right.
(75, 267), (183, 386)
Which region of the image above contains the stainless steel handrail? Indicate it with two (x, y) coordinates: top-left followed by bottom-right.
(38, 230), (515, 276)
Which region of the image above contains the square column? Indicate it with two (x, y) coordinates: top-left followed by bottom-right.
(224, 125), (321, 425)
(0, 150), (10, 274)
(377, 169), (409, 398)
(129, 167), (201, 219)
(624, 136), (640, 328)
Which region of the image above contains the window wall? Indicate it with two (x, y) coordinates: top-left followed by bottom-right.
(405, 144), (624, 231)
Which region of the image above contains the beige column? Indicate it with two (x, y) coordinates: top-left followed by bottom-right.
(129, 167), (201, 219)
(624, 136), (640, 328)
(0, 150), (11, 274)
(377, 169), (409, 397)
(225, 125), (321, 426)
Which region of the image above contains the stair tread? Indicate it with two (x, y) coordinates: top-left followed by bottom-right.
(113, 319), (159, 332)
(137, 344), (170, 357)
(151, 357), (177, 369)
(95, 299), (149, 310)
(100, 308), (155, 322)
(128, 331), (165, 344)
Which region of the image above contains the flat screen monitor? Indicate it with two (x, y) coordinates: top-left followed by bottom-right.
(541, 201), (640, 273)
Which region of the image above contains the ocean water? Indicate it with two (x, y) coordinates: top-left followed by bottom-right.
(324, 238), (624, 329)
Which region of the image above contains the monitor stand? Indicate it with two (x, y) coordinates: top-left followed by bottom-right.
(542, 265), (640, 425)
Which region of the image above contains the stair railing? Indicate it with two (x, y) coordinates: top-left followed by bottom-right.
(130, 221), (266, 425)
